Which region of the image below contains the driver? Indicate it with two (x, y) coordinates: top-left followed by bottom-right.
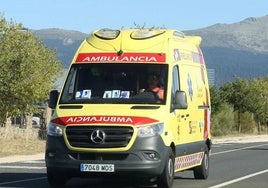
(140, 73), (164, 100)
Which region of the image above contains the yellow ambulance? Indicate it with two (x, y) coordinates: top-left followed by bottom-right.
(46, 28), (211, 188)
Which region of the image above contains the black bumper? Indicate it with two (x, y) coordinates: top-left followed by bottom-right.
(45, 134), (169, 178)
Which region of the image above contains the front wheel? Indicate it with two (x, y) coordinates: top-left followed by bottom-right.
(193, 146), (209, 179)
(157, 148), (175, 188)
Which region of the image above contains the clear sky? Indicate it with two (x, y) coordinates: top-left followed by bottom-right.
(1, 0), (268, 33)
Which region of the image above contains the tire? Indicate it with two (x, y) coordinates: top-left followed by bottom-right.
(47, 168), (68, 187)
(157, 148), (175, 188)
(193, 146), (209, 179)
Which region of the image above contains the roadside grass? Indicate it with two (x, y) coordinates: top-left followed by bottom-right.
(1, 126), (267, 158)
(0, 126), (46, 158)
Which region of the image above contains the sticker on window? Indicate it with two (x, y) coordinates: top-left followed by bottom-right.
(120, 91), (130, 98)
(76, 89), (91, 99)
(75, 91), (83, 99)
(82, 89), (91, 99)
(103, 91), (112, 98)
(112, 90), (120, 98)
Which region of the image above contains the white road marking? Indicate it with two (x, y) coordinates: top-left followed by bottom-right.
(0, 165), (46, 170)
(21, 160), (45, 164)
(211, 143), (268, 156)
(208, 169), (268, 188)
(214, 143), (234, 146)
(0, 177), (47, 186)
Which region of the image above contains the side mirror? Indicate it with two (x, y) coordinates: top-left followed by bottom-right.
(48, 90), (59, 109)
(172, 90), (188, 110)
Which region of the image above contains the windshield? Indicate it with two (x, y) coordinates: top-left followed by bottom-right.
(60, 63), (168, 105)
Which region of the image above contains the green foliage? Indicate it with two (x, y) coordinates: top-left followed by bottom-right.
(211, 103), (235, 136)
(216, 76), (268, 134)
(234, 111), (255, 134)
(220, 77), (249, 132)
(0, 16), (63, 123)
(247, 77), (268, 124)
(210, 85), (224, 115)
(220, 77), (250, 112)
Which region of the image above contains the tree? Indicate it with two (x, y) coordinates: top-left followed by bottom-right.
(0, 15), (62, 125)
(220, 77), (250, 132)
(209, 85), (224, 116)
(247, 77), (268, 133)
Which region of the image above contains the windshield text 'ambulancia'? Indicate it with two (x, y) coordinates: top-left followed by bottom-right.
(66, 116), (133, 124)
(75, 53), (166, 63)
(51, 116), (159, 126)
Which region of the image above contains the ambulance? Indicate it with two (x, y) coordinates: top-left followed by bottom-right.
(46, 28), (211, 188)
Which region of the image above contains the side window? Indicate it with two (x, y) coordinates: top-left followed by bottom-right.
(61, 67), (77, 102)
(172, 65), (179, 95)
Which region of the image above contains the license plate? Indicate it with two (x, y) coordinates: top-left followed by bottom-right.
(80, 164), (114, 172)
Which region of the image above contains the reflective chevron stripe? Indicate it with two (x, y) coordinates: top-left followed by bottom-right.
(174, 152), (204, 171)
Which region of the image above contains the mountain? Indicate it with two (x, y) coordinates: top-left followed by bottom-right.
(187, 16), (268, 53)
(33, 28), (87, 67)
(32, 16), (268, 85)
(185, 15), (268, 85)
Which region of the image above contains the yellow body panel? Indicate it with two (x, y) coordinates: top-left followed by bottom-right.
(49, 28), (211, 174)
(56, 28), (211, 146)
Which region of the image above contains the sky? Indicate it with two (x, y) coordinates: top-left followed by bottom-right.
(1, 0), (268, 33)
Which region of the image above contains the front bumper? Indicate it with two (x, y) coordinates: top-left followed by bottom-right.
(45, 134), (169, 178)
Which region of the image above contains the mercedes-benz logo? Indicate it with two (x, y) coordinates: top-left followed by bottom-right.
(90, 129), (106, 144)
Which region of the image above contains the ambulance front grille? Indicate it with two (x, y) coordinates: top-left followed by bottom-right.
(65, 126), (134, 148)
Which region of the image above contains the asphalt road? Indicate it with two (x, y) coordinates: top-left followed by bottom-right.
(0, 141), (268, 188)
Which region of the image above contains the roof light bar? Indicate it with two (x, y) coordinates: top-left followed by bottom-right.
(173, 31), (185, 38)
(131, 29), (165, 39)
(94, 29), (120, 39)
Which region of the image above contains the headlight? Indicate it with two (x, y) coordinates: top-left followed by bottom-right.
(137, 123), (164, 137)
(47, 122), (64, 136)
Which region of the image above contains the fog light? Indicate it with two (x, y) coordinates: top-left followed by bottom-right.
(144, 152), (159, 160)
(149, 153), (156, 159)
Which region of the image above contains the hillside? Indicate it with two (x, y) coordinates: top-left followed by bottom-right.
(185, 15), (268, 84)
(187, 16), (268, 53)
(33, 16), (268, 85)
(32, 28), (87, 67)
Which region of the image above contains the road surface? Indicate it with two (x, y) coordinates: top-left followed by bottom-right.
(0, 137), (268, 187)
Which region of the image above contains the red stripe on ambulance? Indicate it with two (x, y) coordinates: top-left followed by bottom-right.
(75, 52), (166, 62)
(51, 115), (159, 126)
